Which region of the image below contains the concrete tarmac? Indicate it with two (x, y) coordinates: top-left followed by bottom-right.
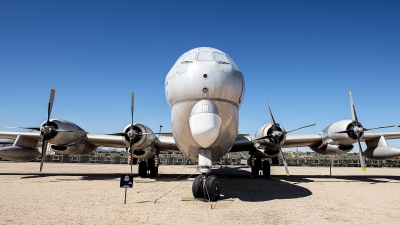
(1, 162), (400, 224)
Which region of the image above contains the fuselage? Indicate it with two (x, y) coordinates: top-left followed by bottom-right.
(165, 47), (245, 162)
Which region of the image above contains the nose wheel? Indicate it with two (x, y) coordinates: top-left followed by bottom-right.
(192, 174), (221, 201)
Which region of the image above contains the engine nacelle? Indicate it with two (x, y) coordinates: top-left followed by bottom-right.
(320, 119), (362, 146)
(364, 146), (400, 159)
(50, 142), (97, 156)
(40, 118), (96, 156)
(311, 143), (354, 155)
(41, 118), (86, 145)
(254, 123), (286, 150)
(0, 146), (40, 161)
(122, 122), (156, 150)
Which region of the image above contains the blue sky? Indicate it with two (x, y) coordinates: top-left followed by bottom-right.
(1, 1), (400, 151)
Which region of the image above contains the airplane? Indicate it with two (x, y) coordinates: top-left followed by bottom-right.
(1, 47), (400, 201)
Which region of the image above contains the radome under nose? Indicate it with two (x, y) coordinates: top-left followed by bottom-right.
(189, 100), (221, 148)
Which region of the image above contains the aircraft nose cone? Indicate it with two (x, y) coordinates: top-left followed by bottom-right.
(189, 100), (221, 148)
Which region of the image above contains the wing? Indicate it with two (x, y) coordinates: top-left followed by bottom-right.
(282, 134), (322, 148)
(85, 133), (181, 152)
(230, 133), (322, 152)
(0, 131), (42, 142)
(362, 132), (400, 141)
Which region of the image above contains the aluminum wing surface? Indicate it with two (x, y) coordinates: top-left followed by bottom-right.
(281, 134), (322, 148)
(84, 133), (181, 152)
(230, 133), (322, 152)
(0, 132), (180, 153)
(361, 132), (400, 141)
(0, 131), (42, 142)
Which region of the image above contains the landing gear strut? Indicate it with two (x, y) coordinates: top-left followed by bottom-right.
(250, 155), (270, 178)
(137, 155), (159, 177)
(192, 148), (221, 201)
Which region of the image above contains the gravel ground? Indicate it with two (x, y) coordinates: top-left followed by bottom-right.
(1, 162), (400, 224)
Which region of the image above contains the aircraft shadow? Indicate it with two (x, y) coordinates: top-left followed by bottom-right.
(275, 175), (400, 184)
(206, 166), (311, 202)
(8, 173), (123, 181)
(3, 167), (398, 202)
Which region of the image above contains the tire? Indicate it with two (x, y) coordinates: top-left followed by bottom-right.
(138, 161), (147, 177)
(131, 157), (138, 165)
(272, 157), (279, 165)
(263, 160), (270, 178)
(205, 175), (221, 201)
(192, 175), (204, 198)
(148, 158), (158, 177)
(150, 166), (158, 177)
(251, 165), (259, 177)
(251, 156), (260, 177)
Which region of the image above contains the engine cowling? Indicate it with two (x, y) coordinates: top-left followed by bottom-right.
(41, 118), (97, 155)
(320, 119), (363, 145)
(122, 122), (156, 150)
(40, 118), (86, 145)
(310, 143), (354, 154)
(313, 119), (360, 155)
(0, 146), (41, 161)
(254, 123), (286, 150)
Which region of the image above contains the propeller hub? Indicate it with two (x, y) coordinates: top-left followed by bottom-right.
(127, 130), (136, 139)
(40, 126), (53, 134)
(272, 131), (282, 138)
(353, 126), (364, 134)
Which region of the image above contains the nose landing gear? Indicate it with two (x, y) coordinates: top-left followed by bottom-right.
(192, 174), (221, 201)
(192, 148), (221, 201)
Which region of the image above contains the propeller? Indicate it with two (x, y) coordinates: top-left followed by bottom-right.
(337, 91), (395, 171)
(40, 89), (56, 172)
(129, 92), (134, 174)
(256, 97), (316, 176)
(5, 89), (88, 171)
(107, 93), (140, 175)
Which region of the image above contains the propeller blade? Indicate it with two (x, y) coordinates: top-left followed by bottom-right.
(47, 89), (56, 125)
(364, 125), (396, 131)
(336, 130), (350, 134)
(277, 141), (290, 176)
(349, 91), (358, 122)
(357, 136), (366, 171)
(40, 89), (56, 172)
(4, 126), (41, 131)
(106, 132), (127, 136)
(265, 96), (276, 125)
(285, 123), (316, 134)
(39, 139), (48, 172)
(253, 134), (273, 141)
(131, 92), (134, 128)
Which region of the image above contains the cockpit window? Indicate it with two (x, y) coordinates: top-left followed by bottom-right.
(197, 51), (214, 61)
(173, 56), (183, 67)
(227, 55), (240, 70)
(214, 53), (230, 64)
(182, 52), (196, 63)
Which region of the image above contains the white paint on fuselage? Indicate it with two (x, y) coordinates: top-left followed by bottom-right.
(165, 47), (245, 162)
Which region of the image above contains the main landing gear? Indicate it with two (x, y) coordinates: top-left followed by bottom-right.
(250, 155), (270, 178)
(138, 155), (159, 177)
(192, 148), (221, 201)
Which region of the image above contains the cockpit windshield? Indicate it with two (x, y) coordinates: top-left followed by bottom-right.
(197, 51), (214, 61)
(182, 52), (196, 63)
(214, 53), (230, 64)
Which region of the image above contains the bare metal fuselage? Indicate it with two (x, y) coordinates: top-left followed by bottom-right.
(165, 47), (245, 162)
